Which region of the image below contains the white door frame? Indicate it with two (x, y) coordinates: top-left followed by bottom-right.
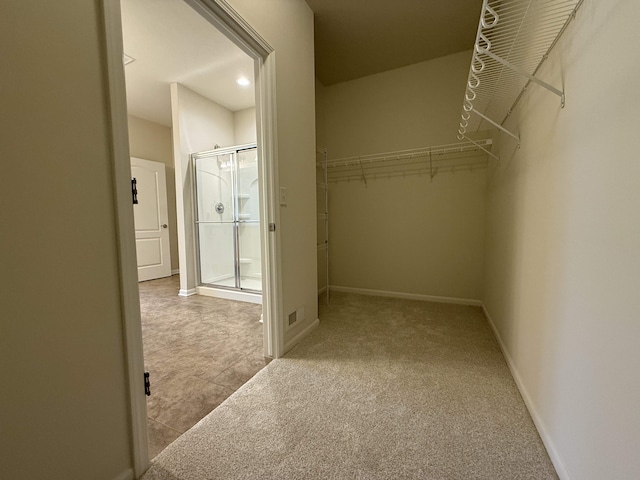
(101, 0), (283, 476)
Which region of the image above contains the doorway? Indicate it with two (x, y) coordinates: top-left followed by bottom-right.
(102, 0), (282, 476)
(122, 0), (267, 459)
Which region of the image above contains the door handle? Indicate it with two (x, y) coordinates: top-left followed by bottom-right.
(162, 224), (168, 229)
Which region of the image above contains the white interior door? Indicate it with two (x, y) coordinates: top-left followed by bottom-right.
(131, 157), (171, 281)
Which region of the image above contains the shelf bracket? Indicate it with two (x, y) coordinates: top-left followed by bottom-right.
(471, 107), (520, 144)
(429, 151), (434, 182)
(463, 135), (500, 161)
(358, 160), (368, 186)
(477, 48), (565, 107)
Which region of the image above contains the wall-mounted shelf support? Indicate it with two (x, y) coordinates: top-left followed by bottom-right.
(468, 107), (520, 144)
(429, 151), (435, 181)
(477, 48), (565, 107)
(359, 161), (368, 186)
(462, 135), (499, 161)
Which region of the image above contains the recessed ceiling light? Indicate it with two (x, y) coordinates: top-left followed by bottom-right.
(123, 53), (136, 66)
(236, 77), (251, 87)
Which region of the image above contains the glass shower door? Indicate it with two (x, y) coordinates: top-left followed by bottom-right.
(236, 147), (262, 292)
(194, 153), (237, 288)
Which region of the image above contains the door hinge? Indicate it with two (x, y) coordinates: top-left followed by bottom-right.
(144, 371), (151, 396)
(131, 178), (138, 205)
(268, 223), (276, 232)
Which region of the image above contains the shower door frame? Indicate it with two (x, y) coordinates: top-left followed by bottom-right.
(192, 143), (262, 294)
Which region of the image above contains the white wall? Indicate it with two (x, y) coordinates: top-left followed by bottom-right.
(128, 115), (179, 271)
(171, 83), (235, 293)
(233, 106), (256, 144)
(482, 1), (640, 478)
(0, 2), (132, 479)
(321, 52), (487, 301)
(228, 0), (317, 346)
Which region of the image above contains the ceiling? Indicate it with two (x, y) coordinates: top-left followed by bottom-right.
(121, 0), (255, 127)
(305, 0), (483, 86)
(121, 0), (484, 126)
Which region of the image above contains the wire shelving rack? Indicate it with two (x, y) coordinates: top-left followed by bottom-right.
(316, 147), (329, 305)
(457, 0), (584, 144)
(321, 140), (496, 184)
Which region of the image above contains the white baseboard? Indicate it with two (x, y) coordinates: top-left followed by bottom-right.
(178, 288), (197, 297)
(284, 318), (320, 354)
(196, 286), (262, 304)
(171, 268), (180, 275)
(329, 285), (482, 306)
(481, 304), (572, 480)
(112, 469), (134, 480)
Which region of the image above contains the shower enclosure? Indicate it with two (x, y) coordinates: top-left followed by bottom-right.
(193, 144), (262, 295)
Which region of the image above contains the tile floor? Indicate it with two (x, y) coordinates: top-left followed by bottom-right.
(138, 275), (268, 458)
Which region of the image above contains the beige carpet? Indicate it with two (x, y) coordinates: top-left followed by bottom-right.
(142, 292), (558, 479)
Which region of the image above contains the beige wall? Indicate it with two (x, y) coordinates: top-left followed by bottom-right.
(228, 0), (318, 344)
(128, 115), (179, 271)
(233, 107), (257, 145)
(321, 51), (486, 300)
(482, 1), (640, 478)
(324, 51), (471, 158)
(0, 2), (131, 480)
(315, 79), (326, 148)
(329, 171), (486, 299)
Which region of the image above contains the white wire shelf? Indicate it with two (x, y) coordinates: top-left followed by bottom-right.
(322, 140), (495, 183)
(458, 0), (584, 143)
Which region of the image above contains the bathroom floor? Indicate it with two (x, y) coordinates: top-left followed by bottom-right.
(138, 275), (268, 459)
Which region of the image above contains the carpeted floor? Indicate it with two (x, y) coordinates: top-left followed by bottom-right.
(141, 292), (558, 479)
(140, 275), (267, 458)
